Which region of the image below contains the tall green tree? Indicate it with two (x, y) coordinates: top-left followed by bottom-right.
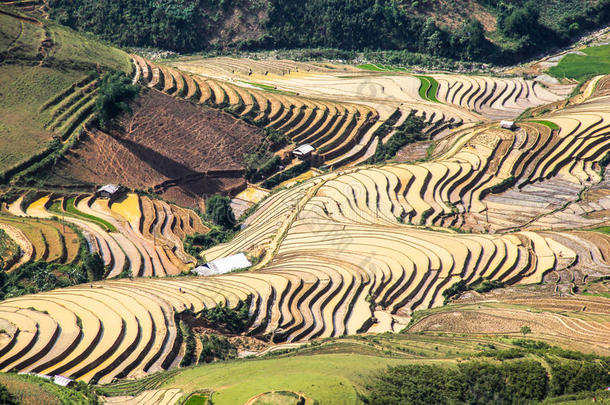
(206, 195), (236, 229)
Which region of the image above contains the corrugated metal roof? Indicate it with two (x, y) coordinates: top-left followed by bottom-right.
(97, 184), (120, 194)
(192, 253), (252, 276)
(53, 375), (73, 386)
(294, 144), (315, 155)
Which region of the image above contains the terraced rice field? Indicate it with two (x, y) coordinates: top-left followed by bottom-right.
(1, 53), (609, 389)
(1, 193), (208, 278)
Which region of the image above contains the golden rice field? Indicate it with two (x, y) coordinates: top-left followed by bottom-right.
(0, 54), (608, 402)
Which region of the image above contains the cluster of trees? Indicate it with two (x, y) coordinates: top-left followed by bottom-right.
(367, 114), (426, 164)
(94, 72), (139, 128)
(47, 0), (252, 53)
(0, 253), (105, 300)
(197, 298), (252, 334)
(369, 352), (610, 405)
(45, 0), (610, 66)
(261, 160), (310, 189)
(199, 334), (237, 363)
(183, 195), (237, 258)
(243, 128), (289, 183)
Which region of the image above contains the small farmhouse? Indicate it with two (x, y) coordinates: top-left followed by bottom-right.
(96, 184), (122, 199)
(293, 144), (315, 159)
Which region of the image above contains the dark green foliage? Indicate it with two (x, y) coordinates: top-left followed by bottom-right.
(369, 360), (548, 405)
(366, 114), (426, 164)
(94, 72), (139, 128)
(478, 347), (526, 360)
(243, 129), (289, 182)
(43, 0), (610, 66)
(472, 279), (504, 293)
(197, 297), (251, 334)
(184, 228), (234, 256)
(261, 161), (310, 189)
(548, 359), (610, 396)
(0, 250), (103, 299)
(369, 364), (463, 405)
(82, 252), (105, 281)
(442, 280), (467, 303)
(205, 195), (236, 229)
(199, 334), (237, 363)
(458, 362), (509, 404)
(180, 320), (197, 367)
(0, 383), (18, 405)
(512, 339), (550, 350)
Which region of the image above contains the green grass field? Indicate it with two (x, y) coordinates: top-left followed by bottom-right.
(528, 120), (560, 130)
(184, 393), (209, 405)
(357, 63), (408, 72)
(163, 353), (437, 404)
(414, 75), (440, 103)
(156, 333), (512, 404)
(49, 197), (116, 232)
(547, 45), (610, 81)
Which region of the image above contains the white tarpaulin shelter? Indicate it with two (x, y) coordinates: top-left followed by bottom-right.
(500, 120), (516, 130)
(53, 375), (73, 387)
(293, 144), (315, 158)
(192, 253), (252, 276)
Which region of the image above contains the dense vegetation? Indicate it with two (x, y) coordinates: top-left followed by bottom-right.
(44, 0), (610, 66)
(199, 334), (238, 363)
(368, 345), (610, 405)
(196, 298), (252, 334)
(366, 114), (426, 164)
(0, 253), (105, 300)
(0, 383), (18, 405)
(94, 72), (139, 128)
(205, 195), (236, 229)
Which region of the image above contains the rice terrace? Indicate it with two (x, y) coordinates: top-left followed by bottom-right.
(1, 0), (610, 404)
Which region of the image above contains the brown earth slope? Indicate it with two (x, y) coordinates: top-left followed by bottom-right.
(53, 89), (265, 208)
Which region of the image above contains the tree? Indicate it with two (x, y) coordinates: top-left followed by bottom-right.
(82, 253), (105, 281)
(94, 72), (139, 128)
(206, 195), (236, 229)
(520, 325), (532, 335)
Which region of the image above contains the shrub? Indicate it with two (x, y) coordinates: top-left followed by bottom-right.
(81, 252), (105, 281)
(94, 71), (139, 128)
(369, 360), (549, 404)
(261, 161), (310, 189)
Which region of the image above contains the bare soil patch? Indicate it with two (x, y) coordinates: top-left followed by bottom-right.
(55, 89), (264, 207)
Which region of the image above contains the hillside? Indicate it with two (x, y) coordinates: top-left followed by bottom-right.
(39, 0), (610, 66)
(0, 6), (131, 179)
(0, 2), (610, 404)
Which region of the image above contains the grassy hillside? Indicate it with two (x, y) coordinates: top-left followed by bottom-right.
(96, 333), (610, 405)
(0, 6), (131, 177)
